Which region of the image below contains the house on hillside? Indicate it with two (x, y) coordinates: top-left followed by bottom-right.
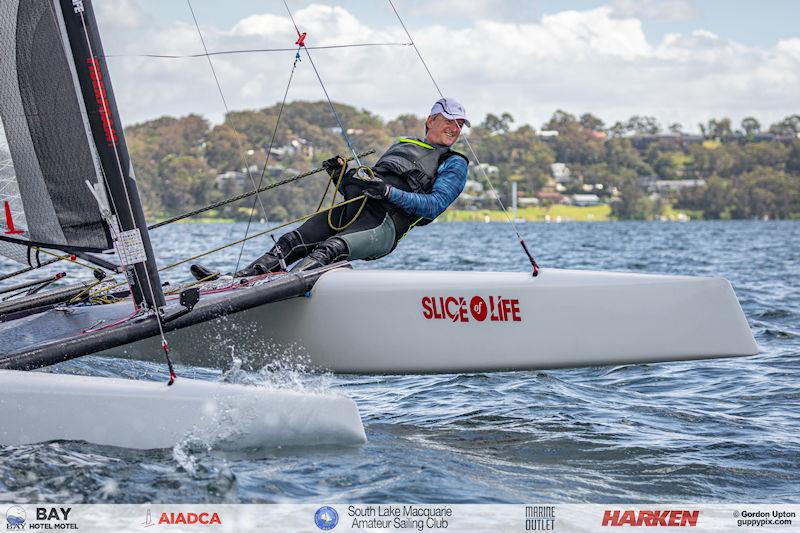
(536, 191), (568, 205)
(630, 133), (703, 150)
(570, 194), (602, 206)
(640, 178), (706, 193)
(551, 162), (575, 184)
(269, 137), (313, 160)
(214, 171), (247, 187)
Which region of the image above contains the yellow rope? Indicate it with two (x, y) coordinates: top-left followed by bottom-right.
(66, 279), (104, 305)
(65, 178), (380, 303)
(34, 248), (102, 273)
(164, 272), (220, 295)
(77, 196), (368, 303)
(325, 163), (372, 231)
(159, 195), (367, 272)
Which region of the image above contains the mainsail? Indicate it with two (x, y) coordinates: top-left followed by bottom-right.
(0, 0), (112, 260)
(0, 0), (164, 308)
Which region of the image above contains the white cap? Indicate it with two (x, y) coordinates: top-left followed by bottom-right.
(429, 97), (470, 128)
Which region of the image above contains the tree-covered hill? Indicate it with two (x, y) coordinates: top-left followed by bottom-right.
(123, 102), (800, 221)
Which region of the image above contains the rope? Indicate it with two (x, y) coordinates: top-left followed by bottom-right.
(147, 151), (373, 230)
(0, 258), (60, 283)
(326, 163), (371, 231)
(159, 196), (367, 273)
(386, 0), (540, 276)
(103, 42), (413, 59)
(82, 194), (367, 303)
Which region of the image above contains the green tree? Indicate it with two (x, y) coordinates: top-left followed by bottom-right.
(206, 125), (247, 171)
(612, 175), (650, 219)
(741, 117), (761, 137)
(482, 113), (514, 134)
(768, 114), (800, 136)
(579, 113), (605, 132)
(706, 117), (733, 138)
(626, 115), (660, 135)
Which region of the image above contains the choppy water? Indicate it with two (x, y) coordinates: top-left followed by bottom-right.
(1, 220), (798, 503)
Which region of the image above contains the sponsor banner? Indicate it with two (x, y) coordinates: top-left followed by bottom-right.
(1, 504), (797, 532)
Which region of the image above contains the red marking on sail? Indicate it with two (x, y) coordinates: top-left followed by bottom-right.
(3, 200), (25, 234)
(86, 57), (118, 146)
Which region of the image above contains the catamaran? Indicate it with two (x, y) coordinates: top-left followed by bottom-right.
(0, 0), (757, 449)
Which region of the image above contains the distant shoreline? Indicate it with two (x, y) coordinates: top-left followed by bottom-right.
(148, 206), (800, 225)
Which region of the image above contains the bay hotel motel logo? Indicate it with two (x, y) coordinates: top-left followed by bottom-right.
(6, 507), (25, 530)
(5, 506), (76, 530)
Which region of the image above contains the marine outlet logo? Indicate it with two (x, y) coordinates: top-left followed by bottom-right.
(421, 295), (522, 323)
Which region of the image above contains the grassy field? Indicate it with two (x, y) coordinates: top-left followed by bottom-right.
(442, 204), (613, 222)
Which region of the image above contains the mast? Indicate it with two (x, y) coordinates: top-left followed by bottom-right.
(57, 0), (164, 309)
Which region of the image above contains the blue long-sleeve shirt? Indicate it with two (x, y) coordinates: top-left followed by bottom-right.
(386, 155), (468, 220)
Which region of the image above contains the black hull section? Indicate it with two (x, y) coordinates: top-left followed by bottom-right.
(0, 265), (342, 371)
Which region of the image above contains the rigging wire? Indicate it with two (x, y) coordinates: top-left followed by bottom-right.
(0, 151), (375, 286)
(233, 46), (302, 274)
(185, 0), (271, 225)
(147, 151), (373, 230)
(103, 42), (412, 59)
(386, 0), (540, 276)
(74, 7), (177, 382)
(282, 0), (364, 168)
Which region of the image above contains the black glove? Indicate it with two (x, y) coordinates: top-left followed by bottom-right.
(321, 155), (346, 177)
(354, 177), (391, 200)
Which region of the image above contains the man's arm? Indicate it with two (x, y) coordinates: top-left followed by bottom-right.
(386, 156), (468, 220)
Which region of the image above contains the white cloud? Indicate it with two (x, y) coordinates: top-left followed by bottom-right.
(95, 0), (147, 29)
(96, 3), (799, 134)
(611, 0), (696, 22)
(409, 0), (521, 21)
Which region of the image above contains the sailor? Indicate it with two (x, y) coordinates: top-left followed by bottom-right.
(230, 97), (471, 275)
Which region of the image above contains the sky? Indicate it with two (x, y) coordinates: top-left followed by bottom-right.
(94, 0), (800, 134)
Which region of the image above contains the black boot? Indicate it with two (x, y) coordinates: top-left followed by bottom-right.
(234, 230), (307, 277)
(189, 264), (220, 281)
(290, 237), (349, 272)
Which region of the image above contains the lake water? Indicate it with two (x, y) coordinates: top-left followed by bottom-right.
(1, 220), (798, 503)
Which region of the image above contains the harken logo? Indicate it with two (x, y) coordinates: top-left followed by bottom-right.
(5, 506), (25, 529)
(421, 295), (521, 323)
(602, 510), (700, 527)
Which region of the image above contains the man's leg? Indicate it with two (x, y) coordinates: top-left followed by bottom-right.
(233, 206), (346, 276)
(290, 201), (396, 271)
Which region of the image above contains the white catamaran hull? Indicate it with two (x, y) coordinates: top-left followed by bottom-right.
(0, 370), (366, 449)
(110, 268), (759, 373)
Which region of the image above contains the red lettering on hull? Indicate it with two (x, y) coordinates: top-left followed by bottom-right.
(420, 295), (522, 323)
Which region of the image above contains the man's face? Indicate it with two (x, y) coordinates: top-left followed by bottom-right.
(426, 113), (465, 147)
